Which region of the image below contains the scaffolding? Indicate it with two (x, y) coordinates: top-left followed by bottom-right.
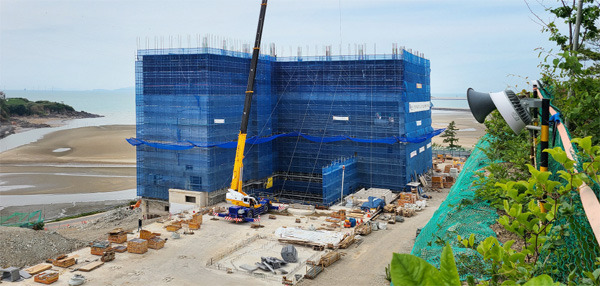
(133, 45), (435, 204)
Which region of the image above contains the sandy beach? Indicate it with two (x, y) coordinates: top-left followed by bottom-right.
(0, 125), (136, 199)
(431, 110), (486, 148)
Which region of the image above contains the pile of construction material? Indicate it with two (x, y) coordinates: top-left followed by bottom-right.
(304, 251), (342, 280)
(431, 154), (465, 189)
(344, 188), (394, 207)
(274, 227), (346, 249)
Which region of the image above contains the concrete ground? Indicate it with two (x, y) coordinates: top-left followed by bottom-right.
(16, 188), (449, 286)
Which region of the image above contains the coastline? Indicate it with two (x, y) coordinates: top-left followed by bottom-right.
(0, 113), (102, 139)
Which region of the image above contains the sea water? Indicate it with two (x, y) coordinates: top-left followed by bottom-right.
(431, 93), (468, 110)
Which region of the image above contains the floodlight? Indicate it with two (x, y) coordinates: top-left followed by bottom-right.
(466, 88), (532, 134)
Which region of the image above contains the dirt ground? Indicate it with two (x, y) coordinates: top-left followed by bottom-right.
(10, 187), (449, 286)
(300, 189), (449, 286)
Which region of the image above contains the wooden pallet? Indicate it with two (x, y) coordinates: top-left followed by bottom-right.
(165, 224), (181, 232)
(113, 245), (127, 253)
(24, 263), (52, 275)
(34, 272), (59, 284)
(78, 261), (104, 272)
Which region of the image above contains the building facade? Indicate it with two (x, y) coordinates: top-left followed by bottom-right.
(131, 47), (438, 206)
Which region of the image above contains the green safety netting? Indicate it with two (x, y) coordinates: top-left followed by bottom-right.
(411, 137), (498, 280)
(0, 210), (43, 227)
(411, 85), (600, 282)
(534, 85), (600, 281)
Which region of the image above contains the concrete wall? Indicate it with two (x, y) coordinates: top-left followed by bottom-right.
(168, 188), (208, 207)
(141, 198), (169, 218)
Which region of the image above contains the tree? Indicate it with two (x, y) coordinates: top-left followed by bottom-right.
(528, 0), (600, 144)
(440, 121), (461, 150)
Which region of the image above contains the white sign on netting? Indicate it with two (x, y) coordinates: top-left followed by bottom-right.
(409, 101), (431, 113)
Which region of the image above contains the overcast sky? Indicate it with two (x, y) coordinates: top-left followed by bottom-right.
(1, 0), (557, 94)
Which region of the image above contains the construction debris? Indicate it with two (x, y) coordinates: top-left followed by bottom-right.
(68, 274), (86, 286)
(101, 248), (115, 262)
(255, 257), (288, 274)
(355, 222), (372, 235)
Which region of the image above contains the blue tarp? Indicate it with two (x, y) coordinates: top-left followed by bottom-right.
(126, 128), (445, 151)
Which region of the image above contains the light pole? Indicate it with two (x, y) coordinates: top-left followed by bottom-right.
(340, 165), (345, 205)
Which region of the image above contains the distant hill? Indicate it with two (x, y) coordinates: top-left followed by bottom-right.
(0, 97), (100, 122)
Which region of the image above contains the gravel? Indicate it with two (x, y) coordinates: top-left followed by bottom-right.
(0, 207), (147, 269)
(0, 226), (86, 268)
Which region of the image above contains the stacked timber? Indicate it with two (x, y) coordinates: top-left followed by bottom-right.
(127, 238), (148, 254)
(90, 241), (111, 256)
(148, 237), (166, 250)
(113, 245), (127, 253)
(338, 234), (355, 249)
(318, 251), (341, 267)
(51, 255), (76, 268)
(107, 228), (127, 243)
(139, 230), (156, 240)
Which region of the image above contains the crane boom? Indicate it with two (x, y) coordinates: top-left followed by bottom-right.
(230, 0), (268, 195)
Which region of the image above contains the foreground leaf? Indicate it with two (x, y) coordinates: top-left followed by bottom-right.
(390, 253), (442, 286)
(440, 243), (461, 286)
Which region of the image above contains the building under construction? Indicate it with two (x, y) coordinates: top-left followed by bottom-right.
(129, 44), (440, 207)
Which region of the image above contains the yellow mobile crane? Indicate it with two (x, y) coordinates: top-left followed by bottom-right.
(216, 0), (277, 222)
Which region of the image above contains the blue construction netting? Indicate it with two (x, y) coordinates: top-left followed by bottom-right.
(126, 129), (443, 149)
(135, 47), (434, 203)
(322, 157), (359, 205)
